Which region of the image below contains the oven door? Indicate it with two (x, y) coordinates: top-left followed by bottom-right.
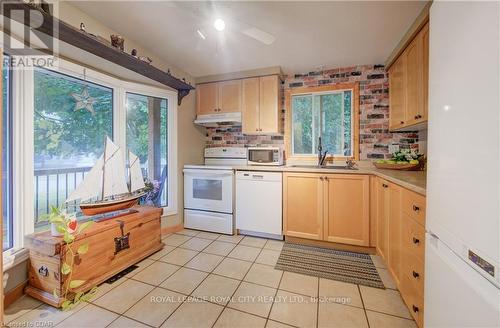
(183, 169), (233, 214)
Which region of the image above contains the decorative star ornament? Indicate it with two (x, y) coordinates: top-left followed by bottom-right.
(71, 86), (97, 115)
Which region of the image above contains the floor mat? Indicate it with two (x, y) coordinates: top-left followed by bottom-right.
(275, 242), (385, 289)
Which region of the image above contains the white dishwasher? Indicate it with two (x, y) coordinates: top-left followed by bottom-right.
(235, 171), (283, 239)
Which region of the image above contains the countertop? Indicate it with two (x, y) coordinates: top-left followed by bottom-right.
(233, 164), (427, 195)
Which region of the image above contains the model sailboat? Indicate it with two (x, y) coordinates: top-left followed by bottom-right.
(65, 137), (147, 216)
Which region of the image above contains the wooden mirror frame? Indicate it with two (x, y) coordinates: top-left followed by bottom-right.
(284, 82), (360, 162)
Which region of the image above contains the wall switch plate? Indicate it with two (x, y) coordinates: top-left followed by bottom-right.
(388, 144), (400, 154)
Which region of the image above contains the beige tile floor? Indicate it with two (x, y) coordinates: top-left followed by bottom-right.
(5, 230), (417, 328)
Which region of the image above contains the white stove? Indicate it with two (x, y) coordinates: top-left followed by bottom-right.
(183, 148), (247, 234)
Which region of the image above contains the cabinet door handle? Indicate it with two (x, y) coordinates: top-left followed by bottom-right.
(382, 184), (388, 188)
(412, 305), (419, 313)
(412, 237), (420, 244)
(38, 266), (49, 277)
(412, 270), (420, 278)
(320, 177), (324, 181)
(412, 205), (420, 212)
(414, 115), (419, 119)
(324, 176), (328, 180)
(400, 121), (404, 124)
(417, 114), (422, 119)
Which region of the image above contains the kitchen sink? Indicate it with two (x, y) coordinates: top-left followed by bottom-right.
(289, 165), (358, 170)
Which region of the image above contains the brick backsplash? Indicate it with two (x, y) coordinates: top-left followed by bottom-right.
(205, 64), (418, 160)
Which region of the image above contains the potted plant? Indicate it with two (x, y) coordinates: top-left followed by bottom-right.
(140, 179), (160, 206)
(39, 206), (97, 310)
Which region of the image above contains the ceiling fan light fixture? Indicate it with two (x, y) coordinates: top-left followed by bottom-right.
(197, 29), (206, 40)
(214, 18), (226, 32)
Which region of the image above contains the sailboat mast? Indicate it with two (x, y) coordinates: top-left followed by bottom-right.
(101, 138), (107, 201)
(128, 151), (132, 194)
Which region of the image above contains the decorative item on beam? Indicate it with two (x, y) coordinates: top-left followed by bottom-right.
(0, 2), (195, 105)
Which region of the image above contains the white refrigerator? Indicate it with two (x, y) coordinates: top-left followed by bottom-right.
(426, 2), (500, 327)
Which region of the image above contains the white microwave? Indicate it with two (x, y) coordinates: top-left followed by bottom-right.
(247, 147), (284, 166)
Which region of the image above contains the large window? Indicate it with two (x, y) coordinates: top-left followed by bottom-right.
(3, 55), (13, 251)
(5, 58), (177, 254)
(288, 84), (358, 159)
(33, 68), (113, 228)
(126, 92), (168, 207)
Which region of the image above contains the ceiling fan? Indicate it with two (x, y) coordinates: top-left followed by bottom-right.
(171, 1), (276, 45)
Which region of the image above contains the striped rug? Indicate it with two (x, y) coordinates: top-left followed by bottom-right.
(275, 242), (385, 289)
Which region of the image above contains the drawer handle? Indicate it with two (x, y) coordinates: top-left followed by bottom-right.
(412, 237), (420, 244)
(252, 175), (264, 179)
(412, 270), (420, 278)
(412, 205), (420, 212)
(38, 266), (49, 277)
(412, 305), (419, 313)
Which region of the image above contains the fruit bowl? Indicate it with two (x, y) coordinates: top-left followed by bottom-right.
(373, 157), (426, 171)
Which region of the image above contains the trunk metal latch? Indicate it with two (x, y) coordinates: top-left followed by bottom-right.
(114, 220), (130, 254)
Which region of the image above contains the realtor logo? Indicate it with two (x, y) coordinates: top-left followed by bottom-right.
(1, 1), (58, 69)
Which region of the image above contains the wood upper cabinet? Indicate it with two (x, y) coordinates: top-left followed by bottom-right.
(258, 75), (280, 133)
(242, 78), (260, 133)
(389, 55), (407, 129)
(196, 80), (242, 114)
(405, 30), (424, 127)
(283, 173), (323, 240)
(421, 23), (429, 122)
(218, 80), (242, 113)
(196, 83), (219, 115)
(242, 75), (280, 134)
(389, 22), (429, 130)
(324, 174), (370, 246)
(283, 172), (370, 246)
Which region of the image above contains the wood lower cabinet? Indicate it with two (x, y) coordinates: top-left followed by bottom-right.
(387, 183), (402, 286)
(376, 179), (390, 261)
(283, 173), (370, 246)
(283, 173), (323, 240)
(375, 177), (426, 327)
(324, 174), (370, 246)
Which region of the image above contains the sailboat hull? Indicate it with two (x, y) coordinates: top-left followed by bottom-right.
(80, 194), (143, 216)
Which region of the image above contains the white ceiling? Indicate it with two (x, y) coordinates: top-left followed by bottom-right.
(71, 1), (426, 77)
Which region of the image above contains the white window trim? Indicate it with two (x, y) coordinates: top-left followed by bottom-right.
(121, 81), (178, 216)
(6, 57), (178, 259)
(291, 89), (354, 158)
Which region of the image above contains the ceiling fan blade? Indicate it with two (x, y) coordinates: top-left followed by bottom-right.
(241, 27), (276, 45)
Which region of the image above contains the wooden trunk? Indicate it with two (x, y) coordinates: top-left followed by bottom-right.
(25, 206), (163, 307)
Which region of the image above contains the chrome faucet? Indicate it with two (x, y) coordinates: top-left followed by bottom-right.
(346, 159), (357, 169)
(318, 137), (328, 166)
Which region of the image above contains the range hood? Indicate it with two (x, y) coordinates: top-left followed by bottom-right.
(194, 112), (242, 127)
